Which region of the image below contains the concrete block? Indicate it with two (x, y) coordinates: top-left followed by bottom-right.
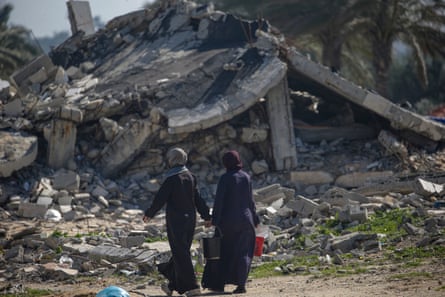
(57, 195), (73, 206)
(58, 106), (83, 123)
(67, 0), (95, 36)
(119, 235), (145, 248)
(251, 159), (269, 175)
(37, 196), (53, 207)
(41, 262), (78, 280)
(240, 127), (268, 143)
(0, 131), (38, 177)
(53, 170), (80, 191)
(53, 67), (68, 84)
(414, 178), (444, 197)
(97, 195), (109, 208)
(74, 192), (91, 200)
(10, 54), (55, 90)
(28, 67), (48, 84)
(18, 202), (48, 218)
(335, 171), (394, 188)
(289, 170), (334, 185)
(2, 98), (23, 116)
(92, 186), (109, 198)
(66, 66), (83, 80)
(286, 195), (319, 218)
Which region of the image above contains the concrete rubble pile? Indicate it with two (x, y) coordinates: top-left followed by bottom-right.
(0, 0), (445, 289)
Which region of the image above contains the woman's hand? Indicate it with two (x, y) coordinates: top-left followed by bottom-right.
(204, 220), (212, 228)
(143, 215), (151, 223)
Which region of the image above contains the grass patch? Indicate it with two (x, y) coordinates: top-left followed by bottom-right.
(250, 261), (286, 278)
(385, 245), (445, 263)
(51, 229), (68, 238)
(145, 236), (167, 243)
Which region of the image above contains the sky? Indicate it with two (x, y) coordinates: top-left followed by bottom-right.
(3, 0), (153, 38)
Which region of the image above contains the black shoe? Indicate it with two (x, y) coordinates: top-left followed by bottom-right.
(232, 286), (246, 294)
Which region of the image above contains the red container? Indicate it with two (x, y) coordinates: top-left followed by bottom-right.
(254, 236), (265, 256)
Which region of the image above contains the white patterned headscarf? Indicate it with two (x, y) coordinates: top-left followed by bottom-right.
(166, 147), (188, 167)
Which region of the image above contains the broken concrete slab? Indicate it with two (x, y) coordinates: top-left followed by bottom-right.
(67, 0), (95, 36)
(95, 120), (161, 178)
(335, 171), (394, 188)
(52, 170), (80, 192)
(47, 119), (77, 169)
(286, 195), (319, 218)
(2, 98), (24, 117)
(0, 131), (38, 177)
(414, 178), (444, 197)
(284, 47), (445, 142)
(289, 170), (334, 185)
(10, 54), (55, 95)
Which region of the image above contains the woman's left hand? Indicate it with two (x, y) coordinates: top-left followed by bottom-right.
(204, 220), (212, 228)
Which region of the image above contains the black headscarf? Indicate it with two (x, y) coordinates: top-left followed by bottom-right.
(222, 150), (243, 171)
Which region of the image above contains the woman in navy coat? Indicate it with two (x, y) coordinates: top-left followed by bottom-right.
(143, 147), (211, 297)
(205, 150), (260, 294)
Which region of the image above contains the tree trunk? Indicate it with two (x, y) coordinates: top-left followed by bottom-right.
(370, 0), (394, 98)
(319, 29), (344, 73)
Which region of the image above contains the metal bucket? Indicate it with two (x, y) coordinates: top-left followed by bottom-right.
(202, 236), (221, 260)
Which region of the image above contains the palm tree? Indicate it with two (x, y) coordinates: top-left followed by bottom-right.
(198, 0), (375, 80)
(366, 0), (445, 97)
(0, 4), (39, 80)
(201, 0), (445, 99)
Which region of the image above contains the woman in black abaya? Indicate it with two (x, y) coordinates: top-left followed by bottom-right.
(143, 147), (211, 297)
(202, 150), (260, 294)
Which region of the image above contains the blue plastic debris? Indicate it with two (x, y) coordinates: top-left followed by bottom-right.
(96, 286), (130, 297)
(433, 201), (445, 209)
(428, 116), (445, 125)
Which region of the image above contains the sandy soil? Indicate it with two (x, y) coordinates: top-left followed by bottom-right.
(20, 258), (444, 297)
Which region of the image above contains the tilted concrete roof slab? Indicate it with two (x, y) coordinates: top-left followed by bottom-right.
(284, 47), (445, 142)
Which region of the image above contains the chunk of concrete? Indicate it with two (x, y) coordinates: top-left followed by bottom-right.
(67, 0), (95, 36)
(58, 106), (83, 123)
(414, 178), (444, 197)
(335, 171), (394, 188)
(47, 119), (77, 169)
(53, 170), (80, 192)
(96, 119), (160, 177)
(240, 127), (268, 143)
(2, 98), (24, 117)
(289, 170), (334, 185)
(0, 131), (38, 177)
(18, 202), (48, 218)
(286, 195), (319, 218)
(10, 54), (55, 94)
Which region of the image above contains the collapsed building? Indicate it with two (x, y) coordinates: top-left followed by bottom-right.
(1, 0), (445, 289)
(1, 0), (445, 215)
(0, 0), (445, 216)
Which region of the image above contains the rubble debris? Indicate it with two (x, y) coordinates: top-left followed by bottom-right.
(284, 48), (445, 142)
(0, 0), (444, 288)
(0, 131), (38, 177)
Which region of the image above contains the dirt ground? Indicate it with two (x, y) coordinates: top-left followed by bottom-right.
(20, 259), (445, 297)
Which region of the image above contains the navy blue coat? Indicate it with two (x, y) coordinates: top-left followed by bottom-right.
(209, 168), (259, 288)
